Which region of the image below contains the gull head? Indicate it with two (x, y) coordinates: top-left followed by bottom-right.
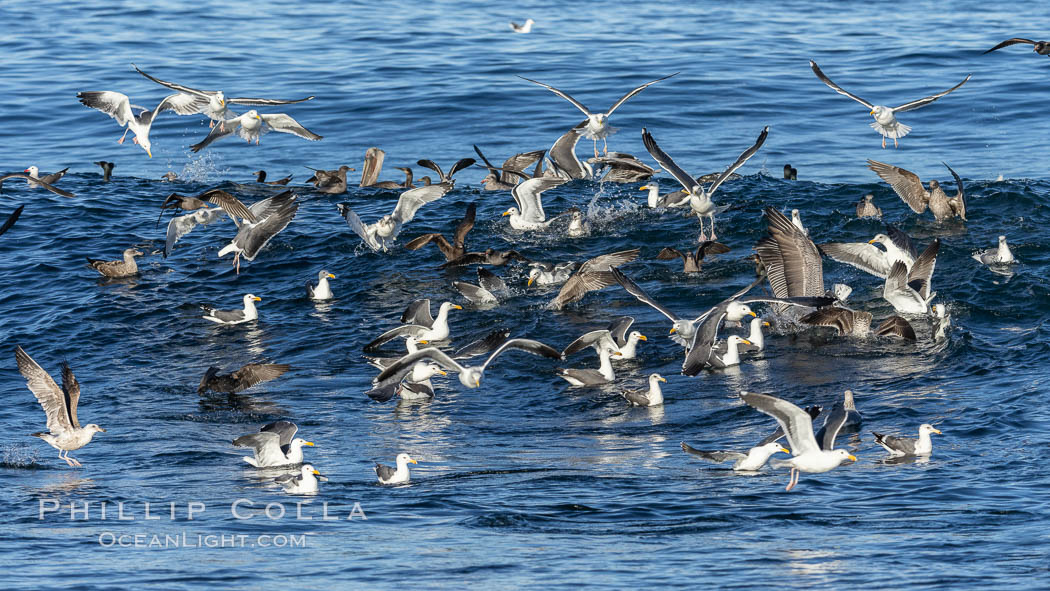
(868, 233), (890, 248)
(649, 373), (667, 384)
(527, 268), (541, 286)
(214, 91), (226, 108)
(869, 105), (893, 123)
(291, 437), (315, 449)
(998, 235), (1008, 245)
(669, 319), (693, 336)
(726, 302), (757, 322)
(919, 423), (942, 436)
(84, 424), (106, 435)
(319, 270), (335, 280)
(396, 453), (418, 467)
(24, 166), (39, 177)
(422, 363), (447, 378)
(502, 207), (520, 218)
(629, 331), (647, 343)
(833, 449), (857, 465)
(458, 367), (483, 389)
(375, 215), (397, 236)
(124, 248), (144, 258)
(727, 335), (752, 347)
(439, 301), (463, 314)
(760, 441), (790, 457)
(244, 294), (262, 305)
(591, 113), (608, 128)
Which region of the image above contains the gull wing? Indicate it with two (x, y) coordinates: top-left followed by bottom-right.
(190, 116), (243, 152)
(133, 64), (215, 98)
(0, 174), (75, 198)
(607, 316), (635, 348)
(886, 225), (919, 259)
(392, 184), (449, 225)
(705, 126), (769, 197)
(875, 316), (917, 340)
(477, 268), (507, 294)
(943, 162), (966, 220)
(336, 204), (378, 249)
(907, 239), (940, 301)
(234, 194), (298, 260)
(518, 76), (593, 116)
(610, 267), (681, 322)
(61, 363), (81, 429)
(260, 113), (323, 141)
(364, 324), (430, 353)
(579, 248), (639, 273)
(375, 348), (466, 384)
(453, 281), (497, 305)
(229, 364), (291, 393)
(799, 307), (859, 336)
(155, 92), (211, 116)
(809, 60), (874, 109)
(77, 90), (137, 126)
(820, 242), (895, 278)
(682, 307), (730, 376)
(983, 38), (1038, 53)
(641, 127), (698, 193)
(512, 178), (566, 223)
(164, 208), (225, 258)
(740, 391), (821, 456)
(892, 74), (971, 113)
(501, 150), (546, 184)
(452, 329), (511, 360)
(233, 431), (287, 465)
(480, 338), (562, 372)
(0, 204), (24, 237)
(867, 160), (928, 214)
(604, 72), (679, 115)
(453, 203), (476, 251)
(197, 189), (257, 222)
(15, 347), (73, 435)
(401, 299), (434, 327)
(562, 330), (615, 357)
(755, 207), (824, 298)
(656, 247), (686, 262)
(260, 420), (298, 447)
(548, 120), (590, 179)
(229, 95), (315, 106)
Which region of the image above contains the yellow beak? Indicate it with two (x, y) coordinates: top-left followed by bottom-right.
(409, 459), (418, 464)
(848, 455), (857, 462)
(762, 321), (771, 327)
(437, 369), (448, 376)
(932, 428), (942, 435)
(474, 377), (481, 387)
(749, 311), (757, 317)
(502, 210), (512, 217)
(868, 239), (877, 244)
(147, 148), (153, 158)
(253, 296), (262, 301)
(638, 335), (647, 341)
(612, 351), (623, 356)
(869, 109), (875, 115)
(639, 185), (649, 191)
(312, 469), (321, 475)
(327, 273), (336, 279)
(658, 376), (667, 383)
(669, 327), (677, 334)
(780, 447), (790, 454)
(418, 340), (429, 345)
(304, 441), (315, 447)
(452, 304), (463, 310)
(741, 339), (752, 345)
(527, 277), (535, 286)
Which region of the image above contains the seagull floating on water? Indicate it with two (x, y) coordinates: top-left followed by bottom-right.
(509, 18), (534, 33)
(276, 464), (325, 494)
(873, 424), (941, 457)
(202, 294), (261, 325)
(87, 247), (142, 278)
(376, 453), (417, 484)
(621, 373), (666, 406)
(973, 235), (1015, 265)
(307, 270), (335, 300)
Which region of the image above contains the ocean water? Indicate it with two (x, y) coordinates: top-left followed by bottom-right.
(1, 0), (1049, 588)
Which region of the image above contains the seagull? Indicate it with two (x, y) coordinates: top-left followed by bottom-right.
(874, 315), (917, 341)
(364, 301), (462, 351)
(561, 324), (645, 362)
(0, 173), (75, 198)
(809, 60), (971, 148)
(546, 120), (593, 179)
(868, 160), (966, 220)
(306, 270), (336, 301)
(588, 152), (658, 183)
(23, 166), (69, 187)
(404, 203), (476, 261)
(519, 73), (678, 156)
(656, 241), (730, 273)
(983, 38), (1050, 56)
(474, 145), (545, 190)
(621, 373), (666, 406)
(856, 194), (882, 218)
(95, 161), (115, 182)
(502, 177), (570, 230)
(642, 126), (768, 241)
(706, 335), (753, 369)
(973, 235), (1015, 265)
(366, 362), (447, 402)
(86, 247), (142, 278)
(374, 339), (561, 389)
(339, 184), (451, 252)
(873, 424), (941, 457)
(800, 306), (874, 337)
(156, 188), (257, 227)
(509, 18), (534, 33)
(883, 239), (939, 315)
(255, 170), (292, 185)
(791, 209), (809, 236)
(276, 464), (325, 494)
(376, 453), (417, 484)
(15, 346), (105, 468)
(218, 191), (299, 273)
(190, 110), (322, 152)
(566, 207), (591, 237)
(163, 208), (227, 258)
(756, 207), (826, 299)
(681, 441), (790, 472)
(201, 294), (261, 325)
(197, 363), (290, 394)
(77, 90), (180, 158)
(739, 391), (856, 491)
(547, 248), (639, 310)
(0, 205), (24, 238)
(557, 344), (622, 386)
(527, 261), (577, 286)
(133, 64), (315, 128)
(233, 421), (313, 467)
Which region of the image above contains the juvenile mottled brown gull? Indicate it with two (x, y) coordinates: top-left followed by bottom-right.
(15, 346), (105, 468)
(404, 203), (476, 261)
(547, 248), (639, 310)
(197, 363), (290, 394)
(810, 60), (971, 148)
(87, 247), (142, 278)
(868, 160), (966, 220)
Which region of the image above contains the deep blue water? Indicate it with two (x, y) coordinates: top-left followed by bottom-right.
(1, 0), (1049, 588)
